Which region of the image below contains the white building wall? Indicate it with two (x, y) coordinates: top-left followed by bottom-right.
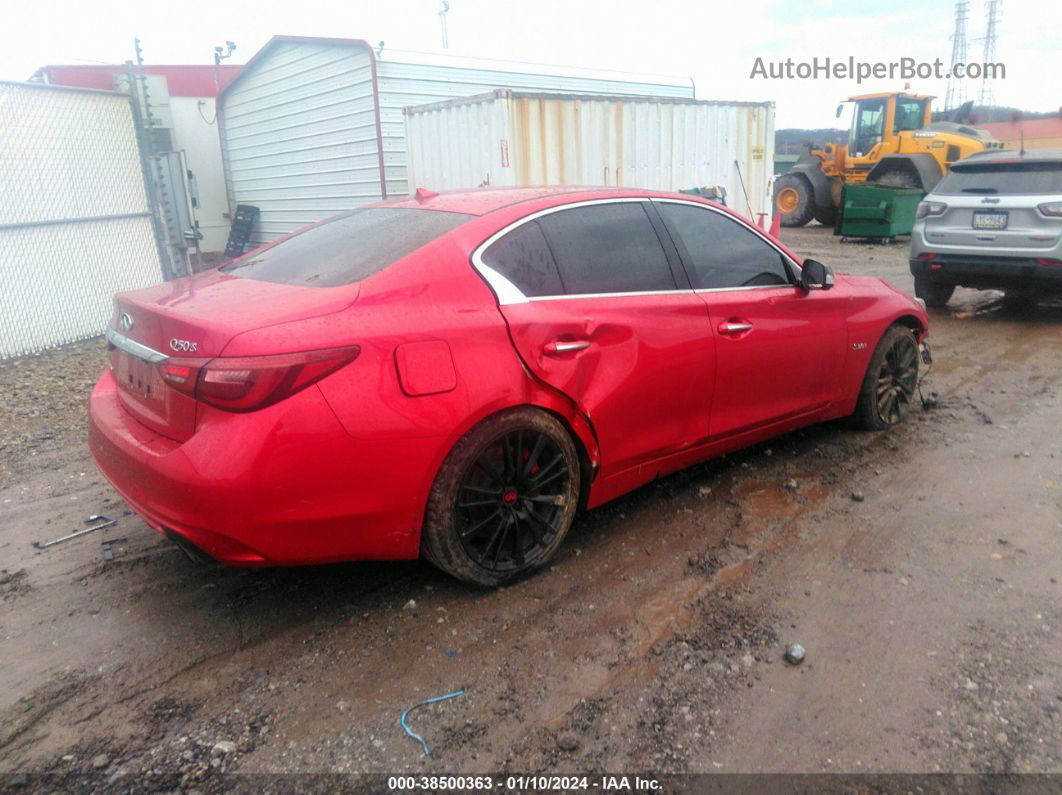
(219, 40), (696, 245)
(169, 97), (230, 252)
(219, 41), (381, 245)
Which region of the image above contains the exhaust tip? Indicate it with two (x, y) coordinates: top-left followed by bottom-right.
(164, 529), (218, 566)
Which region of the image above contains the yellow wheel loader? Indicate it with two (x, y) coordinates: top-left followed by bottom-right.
(774, 92), (1001, 227)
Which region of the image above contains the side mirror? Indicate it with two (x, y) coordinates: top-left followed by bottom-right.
(836, 104), (844, 118)
(799, 259), (835, 291)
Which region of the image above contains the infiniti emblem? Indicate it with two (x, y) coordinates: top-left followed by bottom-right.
(119, 312), (134, 332)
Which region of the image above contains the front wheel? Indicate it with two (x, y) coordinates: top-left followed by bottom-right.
(421, 408), (581, 586)
(774, 173), (815, 227)
(852, 325), (920, 431)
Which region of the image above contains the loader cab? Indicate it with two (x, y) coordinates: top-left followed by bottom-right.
(849, 97), (888, 157)
(841, 92), (932, 165)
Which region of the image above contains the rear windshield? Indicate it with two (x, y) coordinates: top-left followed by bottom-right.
(222, 208), (474, 286)
(934, 162), (1062, 196)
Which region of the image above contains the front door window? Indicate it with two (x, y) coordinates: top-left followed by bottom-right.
(850, 100), (886, 156)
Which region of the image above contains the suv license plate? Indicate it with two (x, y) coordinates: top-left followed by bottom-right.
(972, 211), (1008, 230)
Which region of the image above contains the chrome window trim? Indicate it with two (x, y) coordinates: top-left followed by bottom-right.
(470, 196), (802, 306)
(693, 284), (794, 295)
(528, 288), (693, 302)
(649, 197), (804, 277)
(105, 328), (167, 364)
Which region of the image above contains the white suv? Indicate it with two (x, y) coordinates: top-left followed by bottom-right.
(909, 150), (1062, 307)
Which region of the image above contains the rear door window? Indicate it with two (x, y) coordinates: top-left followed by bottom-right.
(480, 220), (565, 297)
(536, 203), (675, 295)
(222, 208), (473, 287)
(657, 203), (792, 289)
(933, 162), (1062, 195)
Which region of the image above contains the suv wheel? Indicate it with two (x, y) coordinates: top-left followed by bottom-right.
(914, 275), (955, 308)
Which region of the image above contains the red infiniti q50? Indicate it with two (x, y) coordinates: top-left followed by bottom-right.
(90, 188), (929, 585)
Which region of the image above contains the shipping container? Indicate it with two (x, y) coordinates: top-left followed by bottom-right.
(218, 36), (694, 245)
(405, 90), (775, 221)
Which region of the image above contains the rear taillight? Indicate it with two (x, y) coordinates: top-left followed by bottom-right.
(159, 360), (207, 396)
(916, 201), (947, 219)
(158, 346), (360, 412)
(1037, 202), (1062, 217)
(1036, 258), (1062, 267)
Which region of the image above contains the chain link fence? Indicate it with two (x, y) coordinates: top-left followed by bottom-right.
(0, 81), (165, 358)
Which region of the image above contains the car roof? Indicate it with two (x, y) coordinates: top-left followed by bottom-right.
(375, 186), (700, 216)
(952, 149), (1062, 168)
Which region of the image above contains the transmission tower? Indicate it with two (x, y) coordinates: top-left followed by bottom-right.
(978, 0), (1001, 107)
(944, 1), (969, 111)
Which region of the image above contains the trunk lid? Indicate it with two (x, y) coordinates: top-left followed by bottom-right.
(109, 268), (357, 441)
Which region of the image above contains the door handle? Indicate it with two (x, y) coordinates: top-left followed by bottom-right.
(718, 321), (753, 335)
(543, 339), (591, 355)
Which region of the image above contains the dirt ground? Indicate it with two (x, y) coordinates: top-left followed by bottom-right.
(0, 226), (1059, 791)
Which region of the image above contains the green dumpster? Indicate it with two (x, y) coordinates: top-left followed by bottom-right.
(837, 184), (924, 242)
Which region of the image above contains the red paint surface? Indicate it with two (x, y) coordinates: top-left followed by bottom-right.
(90, 187), (928, 566)
(34, 64), (242, 97)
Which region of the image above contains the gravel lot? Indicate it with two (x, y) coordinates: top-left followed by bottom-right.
(0, 226), (1058, 790)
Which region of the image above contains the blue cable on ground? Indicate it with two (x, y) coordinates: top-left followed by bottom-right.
(400, 689), (465, 755)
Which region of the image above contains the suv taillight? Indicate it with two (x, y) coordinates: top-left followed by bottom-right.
(158, 346), (360, 412)
(1037, 202), (1062, 217)
(916, 201), (947, 219)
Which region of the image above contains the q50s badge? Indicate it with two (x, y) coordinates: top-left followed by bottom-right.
(169, 339), (199, 353)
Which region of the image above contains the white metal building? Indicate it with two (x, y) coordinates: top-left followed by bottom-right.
(405, 90), (776, 220)
(218, 36), (694, 245)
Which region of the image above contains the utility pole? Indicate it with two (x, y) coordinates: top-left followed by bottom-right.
(439, 1), (450, 49)
(944, 1), (969, 111)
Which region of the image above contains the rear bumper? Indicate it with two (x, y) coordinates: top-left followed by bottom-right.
(89, 368), (432, 565)
(910, 255), (1062, 291)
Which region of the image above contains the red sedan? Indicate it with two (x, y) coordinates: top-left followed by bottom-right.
(89, 188), (929, 585)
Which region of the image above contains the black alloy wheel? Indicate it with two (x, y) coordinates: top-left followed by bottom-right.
(875, 333), (919, 425)
(421, 408), (581, 586)
(455, 429), (570, 572)
(853, 325), (920, 431)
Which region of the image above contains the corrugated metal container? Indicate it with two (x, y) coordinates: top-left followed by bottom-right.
(218, 36), (694, 245)
(405, 90), (775, 220)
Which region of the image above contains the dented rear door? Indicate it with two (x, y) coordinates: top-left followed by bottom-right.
(476, 200), (716, 478)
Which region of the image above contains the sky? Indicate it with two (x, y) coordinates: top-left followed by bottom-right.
(4, 0), (1060, 128)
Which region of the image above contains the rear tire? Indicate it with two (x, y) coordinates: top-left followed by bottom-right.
(852, 325), (920, 431)
(774, 173), (815, 227)
(812, 205), (836, 226)
(421, 408), (580, 587)
(914, 275), (955, 308)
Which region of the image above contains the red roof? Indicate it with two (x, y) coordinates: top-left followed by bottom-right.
(32, 64), (242, 97)
(978, 117), (1062, 141)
